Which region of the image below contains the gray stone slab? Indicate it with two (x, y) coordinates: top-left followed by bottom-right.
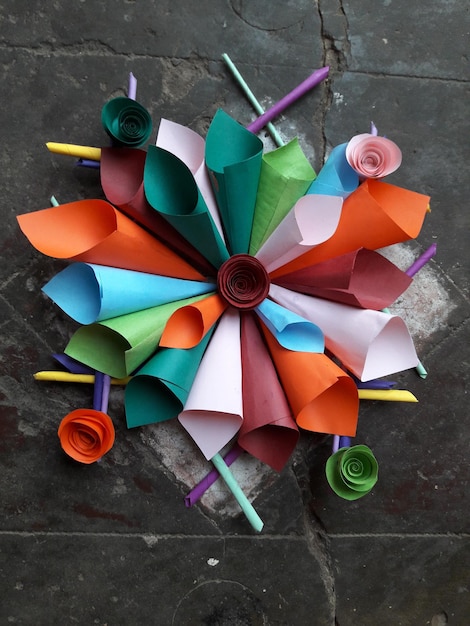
(0, 0), (323, 67)
(331, 535), (470, 625)
(338, 0), (469, 79)
(0, 534), (332, 625)
(306, 320), (470, 535)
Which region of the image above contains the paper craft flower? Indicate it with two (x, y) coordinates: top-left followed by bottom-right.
(345, 133), (402, 179)
(18, 99), (429, 493)
(102, 97), (153, 147)
(58, 409), (115, 464)
(325, 444), (378, 500)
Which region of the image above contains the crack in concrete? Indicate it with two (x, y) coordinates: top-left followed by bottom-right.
(292, 454), (337, 624)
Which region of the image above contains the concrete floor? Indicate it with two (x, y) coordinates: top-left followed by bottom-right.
(0, 1), (469, 624)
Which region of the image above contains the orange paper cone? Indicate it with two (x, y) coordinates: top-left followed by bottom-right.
(261, 323), (359, 436)
(17, 200), (203, 280)
(273, 179), (430, 277)
(159, 293), (226, 349)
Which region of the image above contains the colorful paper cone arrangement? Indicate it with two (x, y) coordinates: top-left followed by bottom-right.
(20, 67), (433, 531)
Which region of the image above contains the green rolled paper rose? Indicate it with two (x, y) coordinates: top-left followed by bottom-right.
(101, 97), (152, 147)
(326, 444), (378, 500)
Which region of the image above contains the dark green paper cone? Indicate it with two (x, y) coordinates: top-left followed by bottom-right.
(124, 328), (214, 428)
(326, 444), (378, 501)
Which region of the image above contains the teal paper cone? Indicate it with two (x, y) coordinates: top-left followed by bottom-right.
(144, 145), (229, 269)
(326, 444), (378, 500)
(125, 330), (214, 427)
(205, 110), (263, 254)
(102, 97), (152, 147)
(43, 262), (215, 324)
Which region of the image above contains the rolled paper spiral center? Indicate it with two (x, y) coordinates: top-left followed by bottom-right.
(217, 254), (270, 310)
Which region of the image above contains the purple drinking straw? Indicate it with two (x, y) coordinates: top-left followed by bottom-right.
(100, 375), (111, 413)
(128, 72), (137, 100)
(405, 243), (437, 277)
(370, 121), (378, 136)
(339, 436), (351, 449)
(246, 66), (329, 135)
(93, 371), (104, 412)
(355, 379), (397, 390)
(332, 435), (340, 454)
(184, 443), (244, 507)
(52, 353), (95, 375)
(76, 158), (100, 169)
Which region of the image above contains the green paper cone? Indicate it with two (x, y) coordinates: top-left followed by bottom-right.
(65, 294), (208, 378)
(249, 138), (316, 255)
(326, 444), (378, 501)
(102, 97), (152, 147)
(125, 329), (214, 428)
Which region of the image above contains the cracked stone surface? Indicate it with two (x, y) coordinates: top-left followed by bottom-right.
(1, 1), (469, 624)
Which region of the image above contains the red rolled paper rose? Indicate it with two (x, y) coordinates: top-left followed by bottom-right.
(346, 133), (402, 179)
(58, 408), (115, 464)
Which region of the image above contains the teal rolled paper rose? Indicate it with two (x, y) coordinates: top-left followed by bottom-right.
(101, 96), (152, 148)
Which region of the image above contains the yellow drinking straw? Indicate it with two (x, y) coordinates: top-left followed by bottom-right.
(46, 142), (102, 161)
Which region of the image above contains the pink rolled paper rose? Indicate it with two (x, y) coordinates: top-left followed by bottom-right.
(346, 133), (402, 179)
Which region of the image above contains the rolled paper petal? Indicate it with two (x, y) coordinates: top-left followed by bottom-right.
(205, 109), (264, 254)
(125, 329), (213, 428)
(249, 139), (316, 255)
(256, 194), (343, 273)
(260, 322), (359, 436)
(157, 119), (226, 243)
(326, 444), (378, 500)
(178, 309), (243, 460)
(17, 200), (204, 280)
(211, 452), (263, 532)
(306, 144), (359, 198)
(101, 96), (152, 147)
(58, 408), (115, 464)
(185, 443), (244, 507)
(255, 298), (324, 353)
(43, 262), (215, 324)
(217, 254), (270, 310)
(270, 284), (418, 381)
(273, 179), (430, 277)
(144, 146), (230, 270)
(346, 133), (402, 179)
(239, 313), (298, 472)
(100, 147), (215, 276)
(65, 294), (208, 378)
(160, 293), (227, 349)
(274, 248), (412, 310)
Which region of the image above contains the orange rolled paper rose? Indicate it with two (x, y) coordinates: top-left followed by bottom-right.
(346, 133), (402, 179)
(58, 409), (115, 464)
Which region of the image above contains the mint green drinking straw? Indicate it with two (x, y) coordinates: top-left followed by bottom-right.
(222, 53), (284, 148)
(211, 452), (264, 532)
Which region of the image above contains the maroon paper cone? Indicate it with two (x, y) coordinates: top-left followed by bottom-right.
(100, 147), (215, 276)
(274, 248), (412, 310)
(239, 313), (298, 472)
